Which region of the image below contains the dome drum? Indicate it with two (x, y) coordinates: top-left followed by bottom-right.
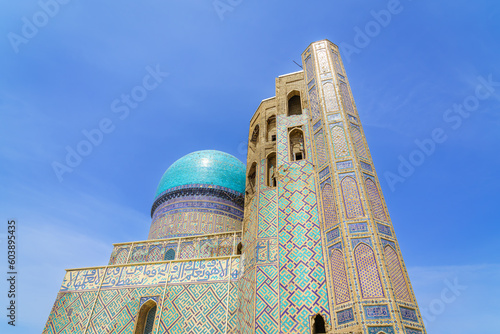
(149, 150), (246, 240)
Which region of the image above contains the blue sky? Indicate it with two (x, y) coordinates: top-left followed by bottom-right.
(1, 0), (499, 333)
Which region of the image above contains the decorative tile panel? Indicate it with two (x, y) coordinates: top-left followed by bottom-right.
(314, 129), (329, 167)
(323, 81), (339, 112)
(255, 265), (279, 333)
(256, 239), (278, 264)
(360, 161), (373, 172)
(377, 223), (392, 236)
(159, 283), (229, 333)
(258, 190), (278, 238)
(313, 120), (322, 132)
(340, 81), (356, 115)
(326, 227), (340, 243)
(278, 162), (330, 333)
(336, 160), (353, 170)
(330, 249), (350, 305)
(327, 113), (341, 122)
(336, 307), (354, 325)
(365, 177), (387, 221)
(364, 305), (390, 319)
(354, 243), (384, 299)
(321, 182), (339, 230)
(319, 167), (330, 180)
(367, 326), (395, 334)
(340, 175), (364, 219)
(385, 246), (411, 302)
(330, 124), (350, 158)
(308, 86), (321, 120)
(400, 307), (418, 322)
(348, 222), (368, 234)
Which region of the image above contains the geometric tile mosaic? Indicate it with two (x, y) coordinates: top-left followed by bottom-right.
(319, 166), (330, 180)
(377, 223), (392, 236)
(258, 189), (278, 238)
(323, 81), (339, 112)
(278, 162), (330, 333)
(255, 265), (279, 334)
(385, 245), (411, 302)
(321, 182), (339, 230)
(367, 326), (395, 334)
(360, 161), (373, 172)
(326, 227), (340, 243)
(340, 81), (356, 115)
(336, 160), (352, 170)
(351, 124), (368, 159)
(336, 307), (354, 325)
(349, 222), (368, 233)
(354, 243), (384, 299)
(400, 306), (418, 322)
(308, 86), (321, 120)
(43, 291), (98, 333)
(238, 267), (255, 334)
(330, 249), (351, 305)
(365, 177), (387, 221)
(330, 50), (344, 75)
(305, 54), (315, 82)
(314, 129), (329, 167)
(87, 286), (163, 334)
(158, 283), (228, 333)
(364, 304), (390, 319)
(316, 49), (329, 73)
(340, 175), (364, 219)
(331, 125), (350, 158)
(313, 120), (322, 132)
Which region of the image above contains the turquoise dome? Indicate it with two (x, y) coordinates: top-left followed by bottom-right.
(155, 150), (246, 198)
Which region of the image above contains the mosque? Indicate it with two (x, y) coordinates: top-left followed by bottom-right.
(43, 40), (427, 334)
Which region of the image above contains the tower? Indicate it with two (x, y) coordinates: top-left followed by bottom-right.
(44, 40), (427, 334)
(242, 39), (426, 334)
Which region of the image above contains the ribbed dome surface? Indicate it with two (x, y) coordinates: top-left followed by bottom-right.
(155, 150), (246, 198)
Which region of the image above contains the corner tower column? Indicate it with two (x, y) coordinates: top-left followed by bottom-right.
(302, 40), (426, 334)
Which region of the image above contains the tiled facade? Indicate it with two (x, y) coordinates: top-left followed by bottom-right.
(44, 40), (426, 334)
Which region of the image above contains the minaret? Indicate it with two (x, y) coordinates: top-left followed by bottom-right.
(242, 40), (426, 334)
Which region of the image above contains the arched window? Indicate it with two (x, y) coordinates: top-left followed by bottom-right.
(164, 248), (175, 261)
(247, 162), (257, 195)
(236, 242), (243, 255)
(134, 300), (157, 334)
(267, 153), (277, 187)
(266, 116), (276, 142)
(250, 125), (260, 146)
(289, 128), (305, 161)
(311, 314), (326, 334)
(288, 93), (302, 116)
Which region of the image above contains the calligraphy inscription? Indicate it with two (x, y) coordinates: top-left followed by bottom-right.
(60, 258), (240, 292)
